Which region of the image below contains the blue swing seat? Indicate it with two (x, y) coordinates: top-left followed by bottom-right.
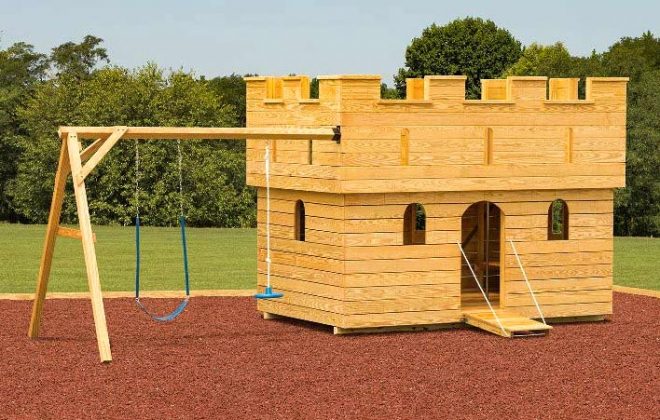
(136, 297), (190, 322)
(255, 286), (283, 299)
(134, 215), (191, 322)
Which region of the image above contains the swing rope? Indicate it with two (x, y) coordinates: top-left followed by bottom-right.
(134, 139), (190, 322)
(255, 143), (283, 300)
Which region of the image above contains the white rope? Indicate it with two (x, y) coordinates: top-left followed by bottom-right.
(134, 140), (140, 217)
(457, 242), (507, 336)
(176, 139), (184, 217)
(509, 239), (546, 324)
(265, 144), (272, 289)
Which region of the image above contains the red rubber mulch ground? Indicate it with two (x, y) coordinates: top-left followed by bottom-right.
(1, 292), (658, 419)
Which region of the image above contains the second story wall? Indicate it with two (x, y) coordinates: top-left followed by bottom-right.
(245, 75), (628, 194)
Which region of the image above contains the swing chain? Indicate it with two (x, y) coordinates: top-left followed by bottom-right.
(134, 140), (140, 217)
(177, 139), (184, 218)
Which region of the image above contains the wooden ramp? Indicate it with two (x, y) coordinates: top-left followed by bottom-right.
(464, 309), (552, 338)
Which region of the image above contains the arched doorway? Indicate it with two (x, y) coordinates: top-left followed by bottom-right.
(460, 201), (503, 308)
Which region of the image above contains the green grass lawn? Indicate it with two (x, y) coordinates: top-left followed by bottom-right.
(0, 224), (256, 293)
(613, 236), (659, 290)
(0, 224), (657, 293)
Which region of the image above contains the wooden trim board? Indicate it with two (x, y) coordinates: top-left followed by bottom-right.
(4, 289), (257, 301)
(612, 285), (660, 299)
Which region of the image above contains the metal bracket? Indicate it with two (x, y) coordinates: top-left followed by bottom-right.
(332, 125), (341, 143)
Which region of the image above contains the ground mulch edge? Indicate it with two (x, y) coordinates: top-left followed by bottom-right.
(2, 286), (657, 301)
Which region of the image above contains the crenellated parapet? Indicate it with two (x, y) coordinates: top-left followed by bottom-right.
(245, 74), (628, 194)
(246, 74), (627, 105)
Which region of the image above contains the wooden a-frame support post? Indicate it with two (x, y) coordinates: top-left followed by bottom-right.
(28, 131), (119, 363)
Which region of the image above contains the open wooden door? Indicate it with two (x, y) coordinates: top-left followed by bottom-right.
(460, 201), (502, 309)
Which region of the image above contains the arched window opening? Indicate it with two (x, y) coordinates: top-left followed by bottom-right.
(548, 199), (569, 240)
(403, 203), (426, 245)
(295, 200), (306, 241)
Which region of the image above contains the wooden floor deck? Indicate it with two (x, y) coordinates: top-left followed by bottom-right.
(463, 309), (552, 338)
(461, 289), (551, 337)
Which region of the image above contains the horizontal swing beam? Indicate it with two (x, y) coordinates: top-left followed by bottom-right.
(59, 126), (341, 142)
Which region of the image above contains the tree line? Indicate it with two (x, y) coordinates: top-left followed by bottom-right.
(0, 19), (657, 235)
(0, 36), (252, 227)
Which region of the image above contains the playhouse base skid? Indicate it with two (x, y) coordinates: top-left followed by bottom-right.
(544, 315), (608, 323)
(332, 323), (463, 335)
(260, 302), (610, 337)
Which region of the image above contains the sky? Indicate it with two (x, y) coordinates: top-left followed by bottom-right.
(1, 0), (658, 84)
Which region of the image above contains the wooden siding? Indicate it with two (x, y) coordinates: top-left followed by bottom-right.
(258, 188), (613, 328)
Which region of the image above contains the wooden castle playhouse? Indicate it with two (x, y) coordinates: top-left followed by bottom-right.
(28, 73), (628, 363)
(246, 74), (628, 337)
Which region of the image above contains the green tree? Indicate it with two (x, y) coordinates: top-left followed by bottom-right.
(5, 36), (111, 224)
(10, 60), (251, 227)
(504, 42), (575, 77)
(395, 18), (522, 98)
(601, 33), (659, 236)
(616, 69), (660, 236)
(0, 42), (48, 221)
(602, 31), (660, 83)
(207, 73), (247, 126)
(50, 35), (108, 79)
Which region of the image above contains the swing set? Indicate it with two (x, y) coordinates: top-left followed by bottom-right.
(133, 139), (191, 322)
(27, 125), (340, 363)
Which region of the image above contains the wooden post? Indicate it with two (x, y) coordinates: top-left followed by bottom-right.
(484, 128), (494, 165)
(66, 132), (113, 363)
(477, 203), (485, 283)
(565, 127), (574, 163)
(499, 209), (507, 308)
(28, 138), (70, 338)
(400, 128), (409, 165)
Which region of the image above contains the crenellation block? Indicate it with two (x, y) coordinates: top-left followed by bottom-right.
(406, 78), (425, 100)
(265, 77), (283, 99)
(585, 77), (629, 103)
(244, 76), (267, 100)
(424, 75), (466, 100)
(549, 78), (579, 100)
(318, 78), (340, 104)
(481, 79), (507, 100)
(506, 76), (548, 100)
(324, 75), (382, 101)
(282, 76), (310, 101)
